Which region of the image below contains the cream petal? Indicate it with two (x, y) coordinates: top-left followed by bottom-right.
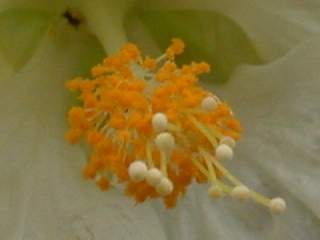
(0, 54), (12, 79)
(0, 22), (165, 239)
(139, 0), (320, 61)
(0, 9), (52, 70)
(221, 35), (320, 216)
(202, 35), (320, 238)
(124, 14), (162, 56)
(0, 0), (68, 13)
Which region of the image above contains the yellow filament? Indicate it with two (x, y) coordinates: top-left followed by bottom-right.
(210, 156), (271, 206)
(189, 116), (218, 148)
(199, 148), (217, 182)
(190, 155), (233, 194)
(208, 125), (224, 140)
(190, 156), (209, 178)
(146, 140), (154, 168)
(167, 123), (181, 132)
(160, 150), (168, 177)
(210, 157), (242, 186)
(250, 191), (271, 207)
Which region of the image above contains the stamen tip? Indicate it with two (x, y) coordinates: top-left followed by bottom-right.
(201, 96), (218, 111)
(128, 161), (148, 182)
(220, 136), (236, 149)
(216, 144), (233, 161)
(155, 132), (175, 153)
(156, 178), (174, 196)
(146, 168), (163, 186)
(152, 112), (168, 132)
(231, 185), (250, 201)
(208, 185), (223, 199)
(269, 197), (287, 214)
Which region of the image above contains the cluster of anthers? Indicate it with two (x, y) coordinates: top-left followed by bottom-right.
(65, 38), (286, 213)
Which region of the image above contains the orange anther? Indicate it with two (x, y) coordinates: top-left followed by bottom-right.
(109, 113), (126, 129)
(67, 107), (88, 130)
(143, 57), (157, 70)
(96, 177), (110, 191)
(83, 164), (97, 179)
(65, 128), (82, 144)
(166, 38), (185, 59)
(87, 130), (104, 145)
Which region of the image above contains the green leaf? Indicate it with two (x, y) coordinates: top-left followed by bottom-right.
(0, 9), (52, 70)
(127, 10), (261, 84)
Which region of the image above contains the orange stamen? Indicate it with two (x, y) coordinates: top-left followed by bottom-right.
(65, 38), (286, 213)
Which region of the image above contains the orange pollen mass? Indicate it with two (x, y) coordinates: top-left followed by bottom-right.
(65, 39), (286, 213)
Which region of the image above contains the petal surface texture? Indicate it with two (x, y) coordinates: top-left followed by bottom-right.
(140, 0), (320, 61)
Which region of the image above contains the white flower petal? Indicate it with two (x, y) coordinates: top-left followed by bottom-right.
(0, 54), (12, 79)
(184, 35), (320, 239)
(0, 22), (165, 239)
(222, 35), (320, 215)
(0, 9), (52, 69)
(140, 0), (320, 61)
(0, 0), (68, 13)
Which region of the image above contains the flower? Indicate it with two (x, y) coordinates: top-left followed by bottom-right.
(64, 38), (286, 213)
(1, 0), (319, 239)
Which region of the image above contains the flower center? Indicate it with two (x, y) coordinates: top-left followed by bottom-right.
(65, 39), (286, 213)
